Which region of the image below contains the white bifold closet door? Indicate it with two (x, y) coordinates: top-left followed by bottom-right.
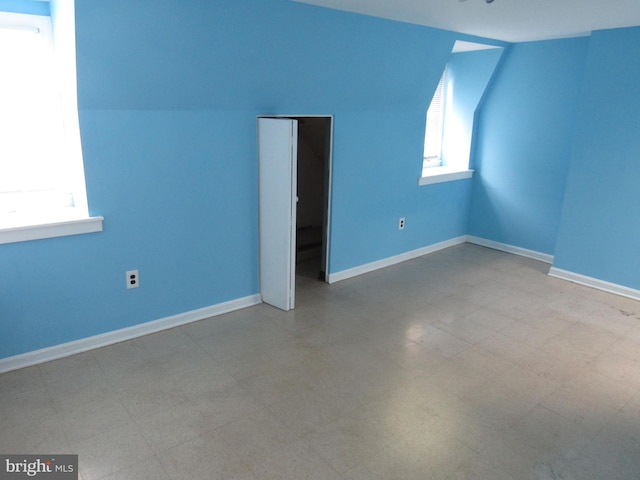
(257, 117), (298, 311)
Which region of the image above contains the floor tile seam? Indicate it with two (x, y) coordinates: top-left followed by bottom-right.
(534, 375), (592, 411)
(73, 429), (158, 480)
(527, 311), (580, 332)
(489, 423), (575, 471)
(568, 399), (635, 461)
(131, 396), (224, 444)
(361, 343), (427, 375)
(523, 361), (593, 387)
(575, 320), (638, 340)
(588, 427), (640, 457)
(585, 346), (632, 375)
(93, 453), (166, 480)
(213, 351), (297, 384)
(41, 422), (75, 457)
(233, 368), (316, 398)
(46, 370), (127, 417)
(264, 393), (368, 439)
(158, 448), (260, 480)
(563, 453), (628, 480)
(498, 321), (575, 351)
(612, 383), (640, 414)
(512, 403), (597, 442)
(433, 337), (481, 357)
(93, 351), (168, 384)
(57, 397), (138, 446)
(249, 406), (306, 446)
(322, 385), (390, 423)
(240, 437), (340, 480)
(154, 427), (252, 476)
(179, 317), (229, 342)
(225, 389), (280, 424)
(611, 336), (640, 356)
(81, 351), (126, 396)
(460, 292), (513, 310)
(189, 330), (237, 364)
(448, 352), (518, 384)
(191, 318), (294, 345)
(300, 431), (389, 476)
(137, 430), (211, 460)
(589, 302), (640, 319)
(559, 332), (624, 356)
(38, 358), (106, 390)
(610, 334), (640, 352)
(488, 274), (553, 297)
(260, 397), (331, 437)
(433, 323), (502, 349)
(418, 321), (475, 344)
(286, 319), (332, 339)
(49, 385), (121, 417)
(456, 374), (535, 408)
(396, 430), (473, 474)
(589, 351), (640, 386)
(629, 384), (640, 407)
(116, 385), (195, 428)
(215, 413), (302, 454)
(587, 380), (640, 413)
(537, 402), (619, 443)
(445, 376), (493, 407)
(456, 306), (523, 328)
(29, 374), (65, 418)
(295, 389), (395, 445)
(454, 425), (543, 476)
(233, 462), (261, 480)
(0, 375), (46, 396)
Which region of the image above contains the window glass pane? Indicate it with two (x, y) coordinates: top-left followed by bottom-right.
(0, 24), (73, 215)
(423, 71), (446, 167)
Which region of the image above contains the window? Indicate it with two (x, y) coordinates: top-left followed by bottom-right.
(419, 41), (505, 186)
(0, 10), (101, 244)
(421, 66), (472, 185)
(422, 70), (446, 174)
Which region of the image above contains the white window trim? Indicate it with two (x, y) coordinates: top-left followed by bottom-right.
(0, 215), (103, 245)
(0, 9), (102, 244)
(419, 167), (474, 186)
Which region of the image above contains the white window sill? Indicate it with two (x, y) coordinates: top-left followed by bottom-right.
(419, 167), (474, 186)
(0, 213), (103, 245)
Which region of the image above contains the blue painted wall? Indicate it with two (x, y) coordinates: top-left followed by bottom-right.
(330, 109), (472, 270)
(3, 0), (640, 361)
(0, 0), (48, 15)
(553, 27), (640, 289)
(1, 0), (469, 358)
(468, 38), (589, 254)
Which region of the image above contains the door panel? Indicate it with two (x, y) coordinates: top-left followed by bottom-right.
(257, 118), (297, 311)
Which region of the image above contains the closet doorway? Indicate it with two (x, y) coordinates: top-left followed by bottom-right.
(257, 116), (333, 311)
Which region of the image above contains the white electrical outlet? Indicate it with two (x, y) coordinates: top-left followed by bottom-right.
(126, 269), (139, 289)
(399, 217), (406, 230)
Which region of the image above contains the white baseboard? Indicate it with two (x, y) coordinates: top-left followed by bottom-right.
(327, 236), (467, 284)
(0, 294), (262, 374)
(466, 236), (554, 264)
(548, 267), (640, 302)
(327, 235), (554, 284)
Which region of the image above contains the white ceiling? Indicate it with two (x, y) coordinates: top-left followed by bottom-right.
(291, 0), (640, 43)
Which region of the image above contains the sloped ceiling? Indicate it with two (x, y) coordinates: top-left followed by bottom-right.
(291, 0), (640, 42)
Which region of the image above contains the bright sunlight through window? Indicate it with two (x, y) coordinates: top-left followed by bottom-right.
(422, 70), (446, 175)
(0, 14), (79, 225)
